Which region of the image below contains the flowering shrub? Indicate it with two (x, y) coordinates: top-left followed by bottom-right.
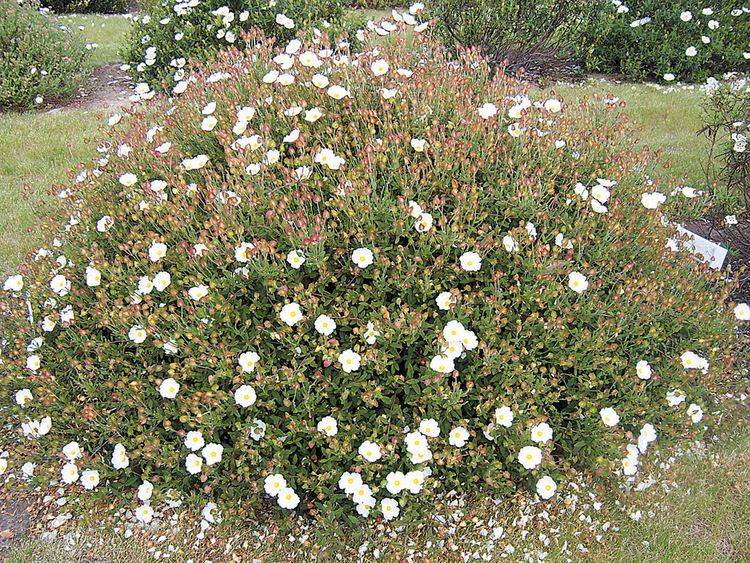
(701, 75), (749, 221)
(428, 0), (588, 77)
(123, 0), (361, 88)
(0, 0), (91, 110)
(577, 0), (750, 82)
(0, 13), (739, 522)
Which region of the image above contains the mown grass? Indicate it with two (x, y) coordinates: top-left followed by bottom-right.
(54, 14), (132, 66)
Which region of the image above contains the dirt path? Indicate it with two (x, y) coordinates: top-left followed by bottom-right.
(48, 64), (133, 113)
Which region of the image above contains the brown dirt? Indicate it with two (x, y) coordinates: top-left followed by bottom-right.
(48, 64), (133, 113)
(0, 491), (31, 555)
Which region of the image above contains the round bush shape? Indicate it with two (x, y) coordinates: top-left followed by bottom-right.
(123, 0), (360, 89)
(0, 19), (737, 520)
(577, 0), (750, 82)
(0, 0), (91, 110)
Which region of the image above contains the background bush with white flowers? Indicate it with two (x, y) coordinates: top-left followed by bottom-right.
(0, 19), (739, 522)
(123, 0), (362, 89)
(577, 0), (750, 82)
(0, 0), (91, 110)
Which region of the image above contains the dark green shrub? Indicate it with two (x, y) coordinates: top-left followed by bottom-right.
(41, 0), (129, 13)
(123, 0), (361, 89)
(0, 0), (91, 110)
(428, 0), (589, 77)
(0, 23), (737, 521)
(577, 1), (750, 82)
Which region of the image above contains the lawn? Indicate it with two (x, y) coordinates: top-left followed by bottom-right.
(0, 9), (747, 563)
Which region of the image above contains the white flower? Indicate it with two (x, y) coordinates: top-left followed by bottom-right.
(201, 116), (218, 131)
(686, 46), (697, 57)
(518, 446), (543, 469)
(153, 271), (171, 291)
(62, 441), (82, 461)
(234, 385), (257, 408)
(185, 431), (205, 451)
(3, 274), (23, 292)
(185, 453), (202, 474)
(135, 504), (154, 524)
(429, 355), (454, 373)
(148, 242), (167, 262)
(280, 302), (303, 326)
(314, 148), (345, 170)
(286, 250), (305, 269)
(641, 191), (666, 209)
(536, 476), (557, 499)
(410, 138), (427, 152)
(249, 419), (266, 441)
(436, 291), (456, 310)
(449, 426), (469, 447)
(81, 469), (100, 490)
(264, 474), (287, 497)
(61, 462), (79, 484)
(181, 154), (209, 170)
(202, 443), (224, 465)
(530, 422), (553, 444)
(314, 314), (336, 336)
(338, 471), (363, 495)
(358, 440), (382, 462)
(371, 59), (389, 76)
(338, 349), (361, 373)
(111, 443), (129, 470)
(404, 470), (425, 494)
(317, 416), (338, 437)
(687, 403), (703, 423)
(386, 471), (406, 495)
(568, 272), (589, 293)
(238, 351), (259, 373)
(352, 248), (374, 268)
(503, 235), (518, 253)
(600, 407), (620, 427)
(415, 212), (433, 233)
(119, 172), (138, 187)
(734, 303), (750, 321)
(681, 351), (708, 371)
(128, 326), (147, 344)
(137, 480), (154, 502)
(381, 498), (400, 521)
(477, 102), (498, 119)
(327, 85), (350, 100)
(235, 242), (254, 263)
(50, 274), (70, 296)
(680, 11), (692, 22)
(188, 285), (209, 301)
(460, 251), (481, 272)
(543, 99), (562, 113)
(405, 431), (429, 454)
(85, 266), (101, 287)
(419, 419), (440, 437)
(636, 360), (652, 380)
(159, 377), (180, 399)
(666, 389), (687, 407)
(14, 389), (33, 407)
(494, 406), (514, 428)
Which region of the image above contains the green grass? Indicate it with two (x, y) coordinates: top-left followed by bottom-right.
(0, 110), (103, 274)
(55, 14), (132, 66)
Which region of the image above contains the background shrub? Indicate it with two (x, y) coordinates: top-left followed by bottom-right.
(576, 0), (750, 82)
(41, 0), (129, 14)
(123, 0), (362, 88)
(0, 0), (91, 110)
(427, 0), (589, 78)
(0, 23), (737, 520)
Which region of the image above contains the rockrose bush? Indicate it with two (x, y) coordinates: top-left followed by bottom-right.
(0, 0), (91, 110)
(123, 0), (361, 89)
(577, 0), (750, 82)
(0, 12), (739, 523)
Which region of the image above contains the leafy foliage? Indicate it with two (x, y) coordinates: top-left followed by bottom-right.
(0, 22), (737, 521)
(576, 0), (750, 82)
(41, 0), (129, 14)
(427, 0), (589, 78)
(0, 0), (91, 110)
(123, 0), (360, 88)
